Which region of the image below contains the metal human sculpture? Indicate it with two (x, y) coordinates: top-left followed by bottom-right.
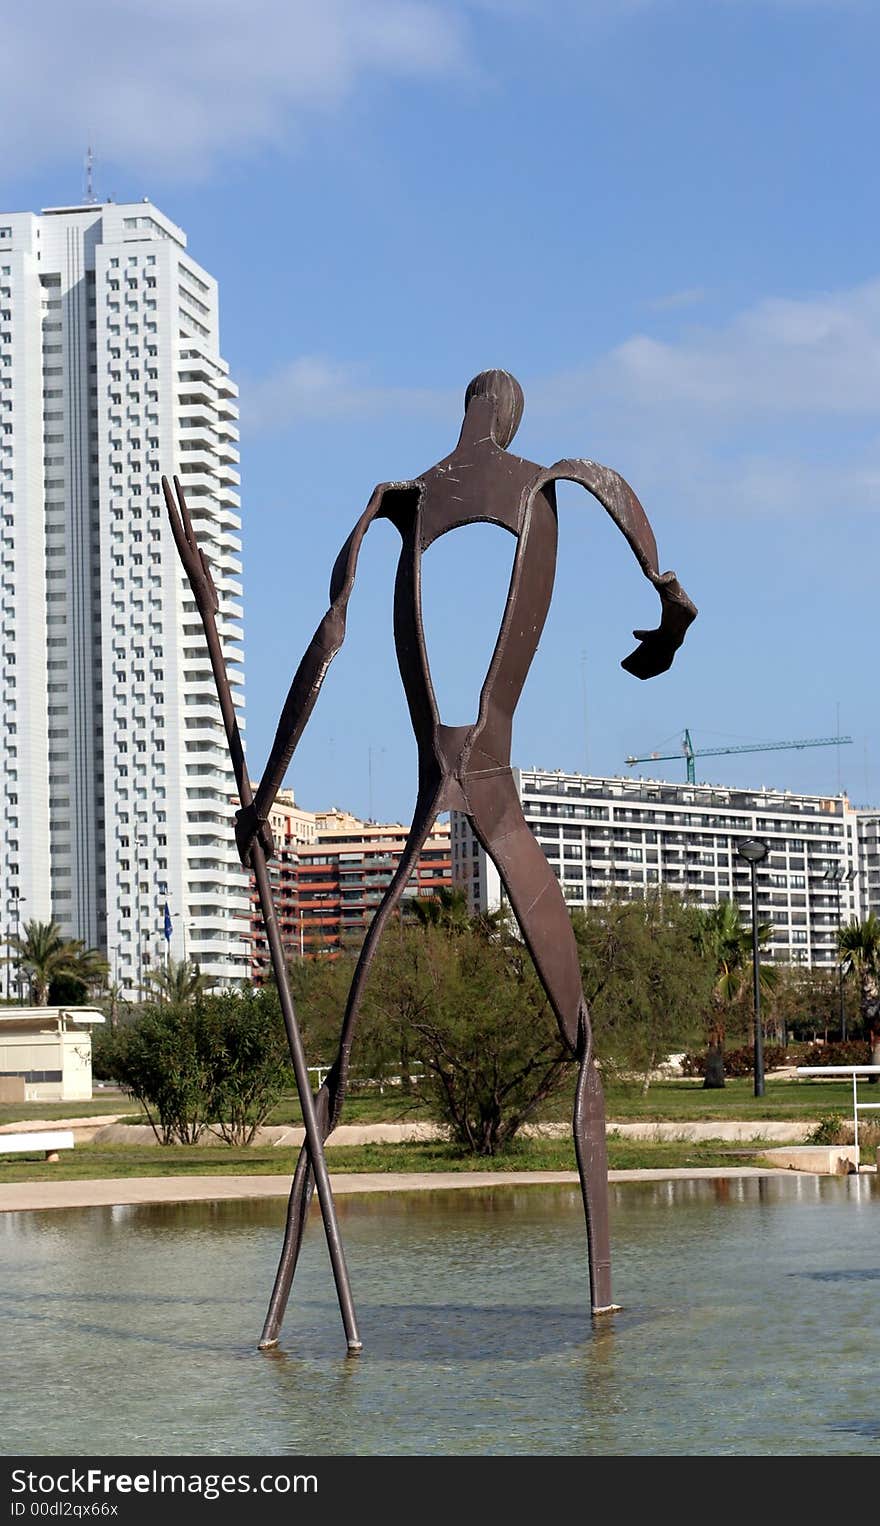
(165, 367), (696, 1352)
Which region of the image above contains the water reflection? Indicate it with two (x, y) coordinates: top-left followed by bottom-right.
(791, 1269), (880, 1283)
(1, 1177), (878, 1456)
(828, 1421), (880, 1439)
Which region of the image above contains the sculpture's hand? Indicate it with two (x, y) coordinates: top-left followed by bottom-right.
(162, 476), (219, 618)
(621, 571), (697, 680)
(235, 802), (276, 867)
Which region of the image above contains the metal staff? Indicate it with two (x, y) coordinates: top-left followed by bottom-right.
(162, 475), (361, 1354)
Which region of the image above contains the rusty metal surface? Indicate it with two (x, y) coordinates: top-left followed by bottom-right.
(162, 476), (361, 1353)
(170, 369), (697, 1349)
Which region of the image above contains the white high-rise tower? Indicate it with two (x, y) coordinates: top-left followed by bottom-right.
(0, 201), (249, 990)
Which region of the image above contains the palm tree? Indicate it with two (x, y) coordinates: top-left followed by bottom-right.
(69, 945), (111, 994)
(7, 918), (109, 1006)
(102, 980), (129, 1030)
(838, 915), (880, 1075)
(694, 899), (778, 1086)
(410, 884), (506, 939)
(409, 885), (472, 932)
(144, 957), (207, 1006)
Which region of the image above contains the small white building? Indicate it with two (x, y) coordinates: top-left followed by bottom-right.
(0, 1007), (104, 1103)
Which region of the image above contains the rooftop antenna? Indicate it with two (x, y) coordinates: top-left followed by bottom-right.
(84, 144), (97, 204)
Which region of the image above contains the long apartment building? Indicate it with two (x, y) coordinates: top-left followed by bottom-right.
(453, 769), (880, 967)
(249, 790), (452, 976)
(0, 201), (249, 990)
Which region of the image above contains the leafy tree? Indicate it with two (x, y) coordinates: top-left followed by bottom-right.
(768, 963), (850, 1044)
(95, 1003), (209, 1144)
(290, 891), (717, 1145)
(47, 972), (90, 1006)
(838, 915), (880, 1076)
(200, 989), (292, 1144)
(290, 942), (423, 1096)
(573, 890), (714, 1093)
(7, 919), (109, 1007)
(145, 957), (207, 1006)
(287, 952), (399, 1084)
(372, 920), (572, 1153)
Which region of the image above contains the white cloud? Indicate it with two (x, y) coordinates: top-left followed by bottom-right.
(647, 288), (707, 312)
(250, 276), (880, 430)
(242, 275), (880, 522)
(615, 283), (880, 416)
(241, 355), (455, 433)
(3, 0), (470, 180)
(600, 278), (880, 417)
(532, 279), (880, 516)
(637, 439), (880, 519)
(6, 1), (858, 184)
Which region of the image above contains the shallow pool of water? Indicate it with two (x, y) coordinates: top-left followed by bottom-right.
(2, 1175), (878, 1456)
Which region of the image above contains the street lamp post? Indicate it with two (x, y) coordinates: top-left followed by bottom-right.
(11, 892), (25, 1005)
(823, 863), (857, 1042)
(737, 838), (769, 1098)
(158, 881), (170, 972)
(135, 837), (147, 999)
(173, 912), (188, 966)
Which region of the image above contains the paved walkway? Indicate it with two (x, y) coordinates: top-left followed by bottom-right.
(0, 1165), (801, 1215)
(0, 1115), (815, 1145)
(0, 1112), (824, 1216)
(0, 1114), (124, 1138)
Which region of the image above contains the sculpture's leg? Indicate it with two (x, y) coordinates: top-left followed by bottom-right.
(465, 768), (616, 1316)
(572, 1002), (615, 1313)
(259, 774), (445, 1350)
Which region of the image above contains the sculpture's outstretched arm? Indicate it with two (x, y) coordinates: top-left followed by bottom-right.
(236, 483), (396, 865)
(536, 459), (697, 679)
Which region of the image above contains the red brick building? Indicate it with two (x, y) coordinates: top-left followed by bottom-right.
(248, 792), (451, 980)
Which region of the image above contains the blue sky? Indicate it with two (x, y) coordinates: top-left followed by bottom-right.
(5, 0), (879, 821)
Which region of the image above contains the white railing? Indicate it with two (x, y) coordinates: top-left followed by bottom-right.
(797, 1065), (880, 1167)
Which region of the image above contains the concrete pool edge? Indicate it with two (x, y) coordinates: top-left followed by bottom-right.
(0, 1165), (811, 1214)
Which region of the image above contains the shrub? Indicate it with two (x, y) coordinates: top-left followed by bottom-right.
(93, 988), (292, 1145)
(364, 924), (573, 1155)
(807, 1113), (847, 1145)
(95, 1004), (209, 1144)
(200, 988), (292, 1145)
(680, 1044), (791, 1078)
(807, 1113), (880, 1151)
(801, 1039), (873, 1068)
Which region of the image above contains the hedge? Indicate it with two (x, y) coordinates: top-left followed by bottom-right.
(681, 1038), (871, 1077)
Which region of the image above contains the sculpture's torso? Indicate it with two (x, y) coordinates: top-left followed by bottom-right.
(381, 439), (557, 808)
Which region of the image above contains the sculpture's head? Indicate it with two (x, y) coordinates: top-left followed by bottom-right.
(464, 369), (524, 448)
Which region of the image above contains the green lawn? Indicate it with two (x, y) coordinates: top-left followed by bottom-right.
(0, 1134), (770, 1184)
(0, 1092), (138, 1127)
(266, 1076), (861, 1126)
(604, 1077), (863, 1122)
(264, 1086), (434, 1126)
(0, 1085), (430, 1129)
